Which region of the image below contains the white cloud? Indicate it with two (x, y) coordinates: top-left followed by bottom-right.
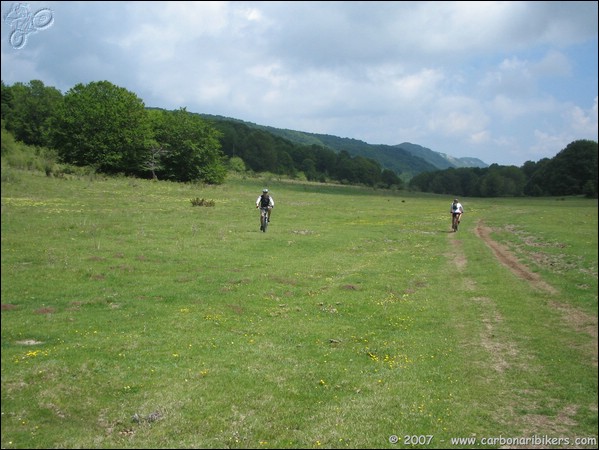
(531, 130), (572, 161)
(532, 50), (572, 77)
(490, 95), (557, 121)
(1, 1), (597, 166)
(565, 96), (599, 137)
(428, 96), (489, 137)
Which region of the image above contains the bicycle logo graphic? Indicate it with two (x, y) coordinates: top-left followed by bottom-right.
(4, 2), (54, 49)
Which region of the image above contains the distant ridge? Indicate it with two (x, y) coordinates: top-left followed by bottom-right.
(199, 113), (488, 176)
(394, 142), (488, 169)
(253, 125), (489, 174)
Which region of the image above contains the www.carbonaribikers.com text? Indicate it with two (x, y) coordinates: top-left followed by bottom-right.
(449, 435), (597, 447)
(388, 434), (598, 447)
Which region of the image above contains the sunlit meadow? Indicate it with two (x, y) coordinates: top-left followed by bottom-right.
(1, 169), (597, 448)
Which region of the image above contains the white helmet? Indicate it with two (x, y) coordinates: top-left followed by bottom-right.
(262, 189), (269, 193)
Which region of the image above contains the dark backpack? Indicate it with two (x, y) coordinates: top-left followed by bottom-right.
(260, 195), (271, 207)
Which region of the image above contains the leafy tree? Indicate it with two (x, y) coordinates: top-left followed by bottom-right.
(228, 156), (246, 172)
(353, 156), (382, 186)
(209, 120), (248, 158)
(492, 165), (526, 196)
(301, 158), (318, 180)
(334, 150), (357, 184)
(455, 168), (481, 197)
(524, 158), (551, 196)
(520, 160), (538, 179)
(1, 80), (14, 120)
(381, 169), (403, 189)
(582, 180), (597, 198)
(541, 140), (597, 196)
(408, 170), (435, 192)
(3, 80), (63, 147)
(242, 130), (279, 173)
(277, 151), (296, 176)
(52, 81), (152, 174)
(148, 108), (226, 184)
(314, 146), (337, 174)
(430, 169), (461, 195)
(479, 171), (504, 197)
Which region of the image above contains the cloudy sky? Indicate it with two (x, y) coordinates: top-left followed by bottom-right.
(2, 1), (597, 166)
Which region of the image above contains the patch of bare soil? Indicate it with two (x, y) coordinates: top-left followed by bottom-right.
(449, 238), (468, 271)
(472, 296), (521, 374)
(1, 304), (19, 311)
(550, 300), (598, 367)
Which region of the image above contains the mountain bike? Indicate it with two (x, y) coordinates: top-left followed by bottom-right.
(260, 207), (270, 232)
(5, 3), (54, 49)
(451, 213), (461, 232)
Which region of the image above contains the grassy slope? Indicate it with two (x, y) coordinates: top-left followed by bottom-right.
(1, 170), (597, 448)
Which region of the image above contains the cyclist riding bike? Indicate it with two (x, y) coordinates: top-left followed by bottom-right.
(256, 189), (274, 230)
(450, 198), (464, 231)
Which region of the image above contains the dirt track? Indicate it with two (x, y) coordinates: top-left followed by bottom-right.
(449, 219), (598, 445)
(473, 220), (558, 295)
(471, 219), (597, 348)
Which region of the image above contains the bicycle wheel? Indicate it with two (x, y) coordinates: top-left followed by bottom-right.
(261, 211), (268, 232)
(33, 8), (54, 29)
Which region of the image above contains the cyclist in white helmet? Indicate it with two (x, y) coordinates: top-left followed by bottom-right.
(256, 188), (274, 227)
(450, 198), (464, 231)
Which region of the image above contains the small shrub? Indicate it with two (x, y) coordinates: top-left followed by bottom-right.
(190, 197), (215, 207)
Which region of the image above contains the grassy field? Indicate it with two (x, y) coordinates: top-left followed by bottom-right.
(1, 168), (597, 449)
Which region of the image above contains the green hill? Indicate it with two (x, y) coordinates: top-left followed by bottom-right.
(200, 114), (487, 178)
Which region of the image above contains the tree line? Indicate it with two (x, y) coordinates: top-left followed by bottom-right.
(408, 140), (597, 198)
(1, 79), (402, 188)
(1, 79), (596, 197)
(205, 117), (403, 187)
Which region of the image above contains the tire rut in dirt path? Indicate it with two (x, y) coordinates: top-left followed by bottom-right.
(447, 231), (526, 374)
(449, 221), (597, 440)
(474, 220), (558, 295)
(473, 219), (597, 361)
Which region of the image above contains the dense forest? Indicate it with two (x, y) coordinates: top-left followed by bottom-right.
(1, 79), (597, 197)
(409, 139), (598, 198)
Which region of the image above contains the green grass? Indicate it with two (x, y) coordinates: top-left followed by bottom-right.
(2, 169), (597, 448)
